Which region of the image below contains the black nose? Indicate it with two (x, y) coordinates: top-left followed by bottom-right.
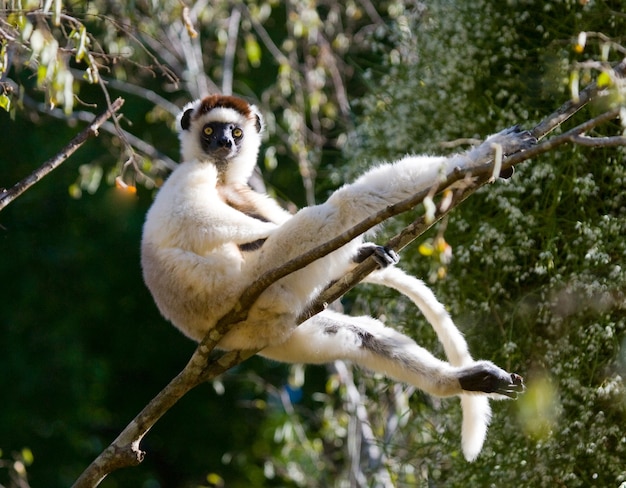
(218, 136), (232, 148)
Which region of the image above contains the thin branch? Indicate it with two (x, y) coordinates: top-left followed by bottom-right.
(21, 95), (178, 170)
(570, 134), (626, 147)
(75, 70), (180, 116)
(508, 105), (623, 165)
(0, 98), (125, 212)
(357, 0), (385, 25)
(243, 5), (291, 66)
(71, 347), (256, 488)
(333, 360), (393, 487)
(176, 1), (216, 98)
(222, 6), (241, 96)
(530, 58), (626, 139)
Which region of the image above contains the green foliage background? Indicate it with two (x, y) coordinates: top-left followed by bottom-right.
(1, 0), (625, 487)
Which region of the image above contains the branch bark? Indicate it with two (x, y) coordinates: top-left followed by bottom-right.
(0, 97), (125, 212)
(73, 58), (626, 487)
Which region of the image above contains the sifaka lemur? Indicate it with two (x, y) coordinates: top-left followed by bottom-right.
(141, 94), (528, 461)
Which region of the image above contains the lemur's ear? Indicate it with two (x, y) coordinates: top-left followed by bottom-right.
(250, 104), (264, 133)
(180, 108), (194, 131)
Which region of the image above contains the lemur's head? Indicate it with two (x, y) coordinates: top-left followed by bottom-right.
(178, 94), (264, 183)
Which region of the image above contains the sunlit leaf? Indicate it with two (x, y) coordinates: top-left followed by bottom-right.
(21, 448), (34, 466)
(68, 183), (82, 199)
(75, 26), (89, 63)
(206, 472), (224, 487)
(569, 69), (580, 103)
(597, 71), (612, 88)
(37, 64), (48, 85)
(79, 163), (103, 194)
(517, 374), (561, 440)
(418, 241), (434, 256)
(574, 31), (586, 54)
(0, 94), (11, 112)
(245, 34), (262, 67)
(423, 195), (436, 223)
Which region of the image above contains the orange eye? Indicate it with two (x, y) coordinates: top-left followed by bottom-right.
(203, 126), (213, 136)
(233, 128), (243, 138)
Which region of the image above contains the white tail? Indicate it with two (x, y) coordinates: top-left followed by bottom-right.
(365, 266), (492, 461)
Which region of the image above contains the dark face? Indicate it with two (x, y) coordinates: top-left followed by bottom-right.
(199, 121), (244, 163)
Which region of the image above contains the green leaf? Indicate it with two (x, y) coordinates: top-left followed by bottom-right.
(75, 25), (89, 63)
(597, 71), (612, 88)
(0, 94), (11, 112)
(21, 448), (34, 466)
(245, 34), (262, 68)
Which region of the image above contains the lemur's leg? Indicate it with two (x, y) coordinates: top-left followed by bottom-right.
(258, 310), (523, 399)
(251, 127), (535, 304)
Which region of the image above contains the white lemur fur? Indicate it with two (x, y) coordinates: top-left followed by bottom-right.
(141, 95), (527, 461)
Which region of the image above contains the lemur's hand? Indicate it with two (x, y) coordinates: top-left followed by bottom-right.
(354, 243), (400, 269)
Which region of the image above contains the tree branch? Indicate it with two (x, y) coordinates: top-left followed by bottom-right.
(222, 6), (242, 96)
(530, 58), (626, 139)
(20, 95), (177, 171)
(72, 346), (257, 487)
(0, 98), (125, 212)
(570, 134), (626, 147)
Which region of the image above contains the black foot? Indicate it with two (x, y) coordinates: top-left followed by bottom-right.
(354, 244), (399, 269)
(458, 361), (525, 399)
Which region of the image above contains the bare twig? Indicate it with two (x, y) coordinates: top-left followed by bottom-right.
(177, 0), (216, 98)
(243, 5), (291, 66)
(222, 6), (242, 96)
(570, 134), (626, 147)
(72, 70), (180, 116)
(0, 98), (125, 212)
(333, 360), (394, 487)
(21, 95), (177, 170)
(531, 58), (626, 139)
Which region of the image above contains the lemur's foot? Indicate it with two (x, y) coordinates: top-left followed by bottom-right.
(487, 125), (537, 156)
(458, 361), (525, 399)
(354, 243), (400, 269)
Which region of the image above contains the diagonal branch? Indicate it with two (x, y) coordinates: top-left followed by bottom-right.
(20, 95), (177, 171)
(71, 347), (255, 488)
(530, 57), (626, 139)
(0, 97), (125, 212)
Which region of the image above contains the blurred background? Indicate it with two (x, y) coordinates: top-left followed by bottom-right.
(0, 1), (625, 486)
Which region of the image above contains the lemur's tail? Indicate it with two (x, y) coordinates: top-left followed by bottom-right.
(365, 266), (492, 462)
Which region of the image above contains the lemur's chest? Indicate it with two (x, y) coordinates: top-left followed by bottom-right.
(218, 184), (272, 222)
(218, 184), (273, 252)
